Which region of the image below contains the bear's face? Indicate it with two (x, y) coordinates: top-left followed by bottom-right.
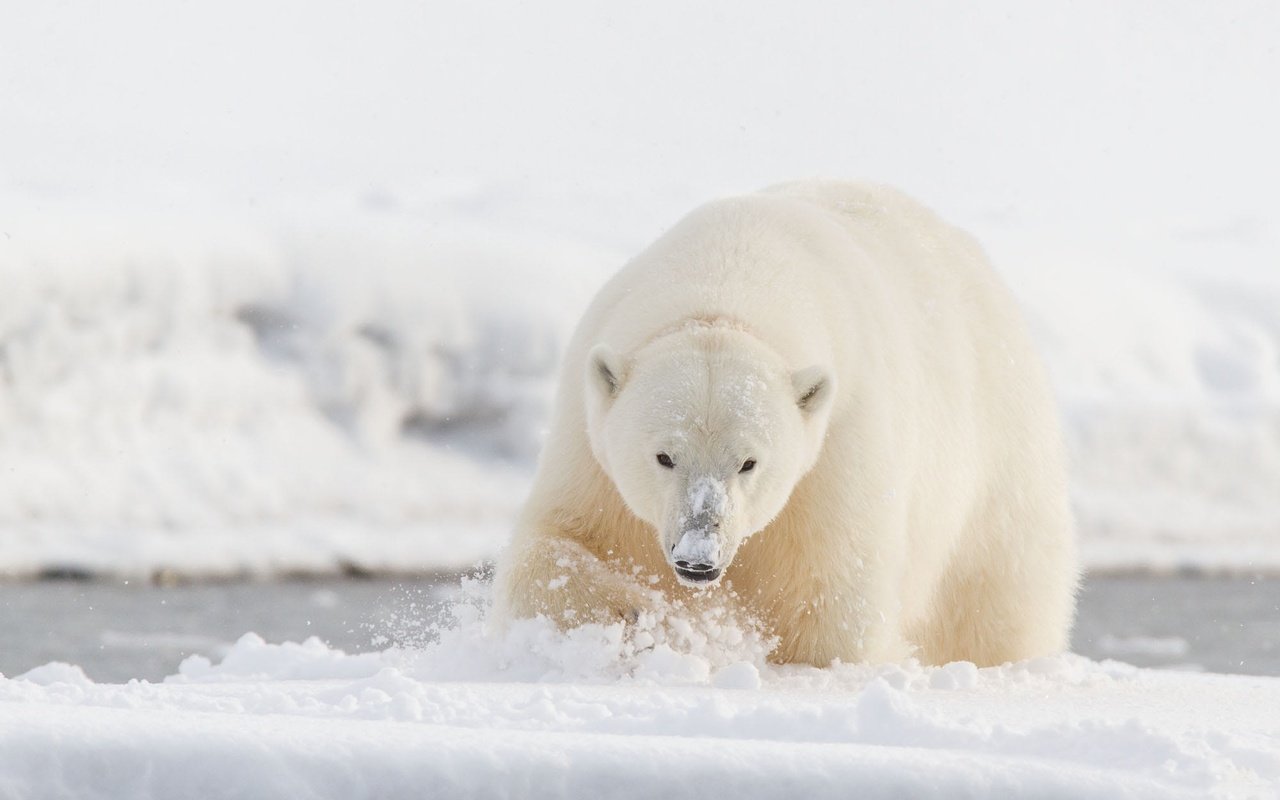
(585, 331), (834, 587)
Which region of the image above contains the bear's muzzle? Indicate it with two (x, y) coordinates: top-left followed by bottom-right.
(671, 526), (722, 583)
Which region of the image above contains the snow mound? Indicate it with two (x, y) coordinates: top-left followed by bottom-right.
(0, 206), (615, 579)
(989, 230), (1280, 570)
(280, 578), (777, 687)
(2, 602), (1277, 798)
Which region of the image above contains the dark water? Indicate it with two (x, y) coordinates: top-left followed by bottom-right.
(0, 574), (1276, 683)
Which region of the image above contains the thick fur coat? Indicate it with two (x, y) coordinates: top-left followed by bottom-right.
(496, 181), (1078, 667)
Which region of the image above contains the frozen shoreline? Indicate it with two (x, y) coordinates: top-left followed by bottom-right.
(3, 572), (1277, 683)
(1, 601), (1277, 798)
(4, 535), (1280, 583)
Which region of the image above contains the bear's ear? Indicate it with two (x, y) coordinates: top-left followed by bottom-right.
(587, 343), (626, 401)
(792, 366), (833, 415)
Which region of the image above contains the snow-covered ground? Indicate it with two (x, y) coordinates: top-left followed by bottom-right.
(2, 588), (1278, 798)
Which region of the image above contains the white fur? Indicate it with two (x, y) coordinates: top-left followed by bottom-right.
(495, 180), (1078, 667)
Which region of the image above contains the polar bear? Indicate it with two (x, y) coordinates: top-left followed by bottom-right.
(495, 180), (1078, 667)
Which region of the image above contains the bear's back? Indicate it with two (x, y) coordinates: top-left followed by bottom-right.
(578, 182), (917, 372)
(563, 182), (1041, 461)
(762, 180), (1002, 303)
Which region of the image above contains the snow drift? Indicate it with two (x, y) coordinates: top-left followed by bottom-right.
(2, 194), (1279, 576)
(1, 587), (1277, 798)
(0, 202), (608, 577)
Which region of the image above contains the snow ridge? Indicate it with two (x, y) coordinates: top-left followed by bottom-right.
(1, 586), (1277, 798)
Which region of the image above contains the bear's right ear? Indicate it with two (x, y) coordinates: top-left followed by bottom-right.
(792, 365), (834, 416)
(587, 343), (626, 402)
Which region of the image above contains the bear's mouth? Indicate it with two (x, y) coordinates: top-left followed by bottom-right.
(673, 564), (722, 584)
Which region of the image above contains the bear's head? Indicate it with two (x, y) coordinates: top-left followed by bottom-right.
(584, 326), (835, 587)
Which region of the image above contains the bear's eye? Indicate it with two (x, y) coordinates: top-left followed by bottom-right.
(656, 453), (675, 469)
(739, 459), (756, 473)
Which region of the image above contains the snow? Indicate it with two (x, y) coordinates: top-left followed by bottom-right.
(686, 476), (728, 521)
(2, 0), (1280, 578)
(674, 476), (729, 566)
(672, 530), (719, 566)
(2, 589), (1278, 798)
(0, 207), (605, 578)
(2, 3), (1276, 795)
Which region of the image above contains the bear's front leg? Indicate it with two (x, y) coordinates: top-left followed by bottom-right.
(495, 530), (659, 629)
(736, 519), (914, 666)
(762, 581), (913, 666)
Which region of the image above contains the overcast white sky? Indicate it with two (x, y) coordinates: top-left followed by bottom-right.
(3, 1), (1277, 237)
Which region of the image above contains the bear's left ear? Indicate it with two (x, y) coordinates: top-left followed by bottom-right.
(587, 343), (626, 402)
(792, 366), (834, 416)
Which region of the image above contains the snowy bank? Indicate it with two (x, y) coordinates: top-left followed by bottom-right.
(0, 200), (611, 579)
(1, 598), (1277, 799)
(2, 195), (1279, 577)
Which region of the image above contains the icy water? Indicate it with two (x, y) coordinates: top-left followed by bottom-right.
(0, 574), (1276, 683)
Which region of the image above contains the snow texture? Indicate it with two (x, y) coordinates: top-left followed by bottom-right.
(672, 529), (720, 566)
(0, 206), (607, 578)
(673, 476), (728, 565)
(1, 587), (1277, 798)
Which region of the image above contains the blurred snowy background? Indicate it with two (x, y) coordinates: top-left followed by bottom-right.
(2, 0), (1277, 578)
